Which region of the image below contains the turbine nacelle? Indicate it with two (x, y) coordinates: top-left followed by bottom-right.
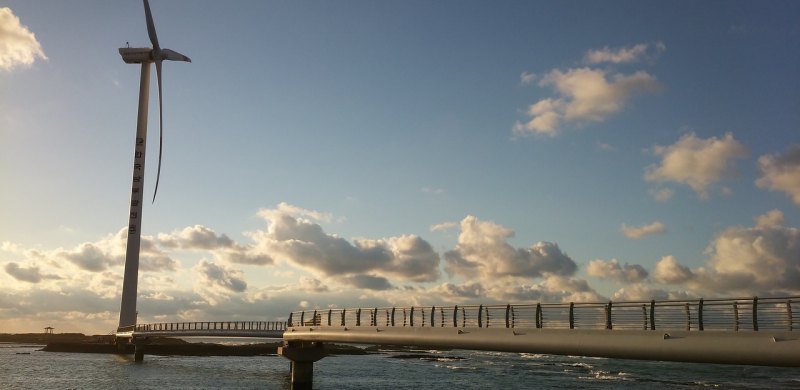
(119, 47), (191, 64)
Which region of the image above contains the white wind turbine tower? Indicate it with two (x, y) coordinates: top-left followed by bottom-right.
(117, 0), (190, 331)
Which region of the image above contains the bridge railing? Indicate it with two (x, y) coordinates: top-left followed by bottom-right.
(133, 321), (287, 333)
(288, 296), (798, 332)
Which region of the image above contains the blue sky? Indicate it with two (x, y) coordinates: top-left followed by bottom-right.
(2, 0), (799, 334)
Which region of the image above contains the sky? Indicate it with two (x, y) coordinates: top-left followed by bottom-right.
(1, 0), (799, 334)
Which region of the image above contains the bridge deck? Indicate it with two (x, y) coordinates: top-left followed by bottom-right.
(117, 321), (286, 339)
(283, 296), (800, 367)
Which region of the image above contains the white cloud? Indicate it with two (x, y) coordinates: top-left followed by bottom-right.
(611, 283), (669, 301)
(514, 68), (661, 137)
(193, 261), (247, 305)
(444, 215), (577, 281)
(519, 71), (536, 85)
(652, 255), (695, 284)
(650, 211), (800, 296)
(649, 188), (675, 202)
(430, 221), (458, 232)
(339, 274), (393, 291)
(158, 225), (234, 250)
(755, 209), (786, 228)
(586, 258), (649, 282)
(756, 144), (800, 205)
(250, 203), (440, 282)
(4, 262), (60, 283)
(621, 221), (666, 239)
(584, 42), (665, 64)
(159, 225), (274, 265)
(703, 210), (800, 294)
(645, 133), (749, 198)
(0, 7), (47, 71)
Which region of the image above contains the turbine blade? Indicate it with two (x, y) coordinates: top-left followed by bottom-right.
(143, 0), (160, 51)
(152, 59), (163, 203)
(160, 48), (191, 62)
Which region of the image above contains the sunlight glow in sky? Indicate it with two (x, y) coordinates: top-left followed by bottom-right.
(1, 0), (799, 334)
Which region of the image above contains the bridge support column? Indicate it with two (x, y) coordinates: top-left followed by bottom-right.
(278, 341), (327, 390)
(133, 339), (149, 362)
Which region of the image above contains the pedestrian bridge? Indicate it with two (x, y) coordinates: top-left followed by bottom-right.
(116, 320), (286, 339)
(283, 296), (800, 367)
(116, 296), (799, 388)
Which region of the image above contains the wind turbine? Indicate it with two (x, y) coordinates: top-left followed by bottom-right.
(117, 0), (190, 331)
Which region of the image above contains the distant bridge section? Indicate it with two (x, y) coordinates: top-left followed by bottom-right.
(116, 321), (286, 339)
(284, 296), (800, 367)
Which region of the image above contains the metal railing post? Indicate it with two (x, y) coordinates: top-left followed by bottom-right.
(391, 307), (396, 326)
(606, 301), (613, 330)
(642, 304), (647, 330)
(478, 304), (483, 328)
(569, 302), (574, 329)
(453, 305), (458, 327)
(788, 300), (793, 331)
(698, 299), (704, 331)
(684, 303), (690, 331)
(650, 300), (656, 330)
(753, 296), (759, 331)
(341, 309), (346, 326)
(356, 308), (361, 326)
(733, 302), (739, 331)
(505, 304), (511, 328)
(430, 306), (435, 327)
(536, 303), (542, 329)
(410, 306), (414, 327)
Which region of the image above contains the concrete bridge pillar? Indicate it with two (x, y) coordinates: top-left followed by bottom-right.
(132, 338), (149, 362)
(278, 341), (327, 389)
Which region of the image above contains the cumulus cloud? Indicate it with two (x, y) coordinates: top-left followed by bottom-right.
(586, 258), (648, 283)
(159, 225), (273, 265)
(295, 277), (329, 293)
(444, 215), (577, 281)
(703, 210), (800, 294)
(194, 260), (247, 293)
(250, 203), (440, 282)
(158, 225), (234, 249)
(33, 228), (175, 273)
(339, 274), (393, 291)
(514, 68), (661, 137)
(432, 282), (486, 300)
(0, 7), (47, 71)
(756, 144), (800, 205)
(645, 133), (749, 199)
(584, 42), (665, 64)
(652, 255), (695, 284)
(611, 283), (693, 301)
(621, 221), (666, 239)
(4, 262), (60, 283)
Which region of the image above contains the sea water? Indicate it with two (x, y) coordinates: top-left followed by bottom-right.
(2, 343), (798, 389)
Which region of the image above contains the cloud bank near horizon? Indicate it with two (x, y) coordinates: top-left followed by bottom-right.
(2, 202), (798, 334)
